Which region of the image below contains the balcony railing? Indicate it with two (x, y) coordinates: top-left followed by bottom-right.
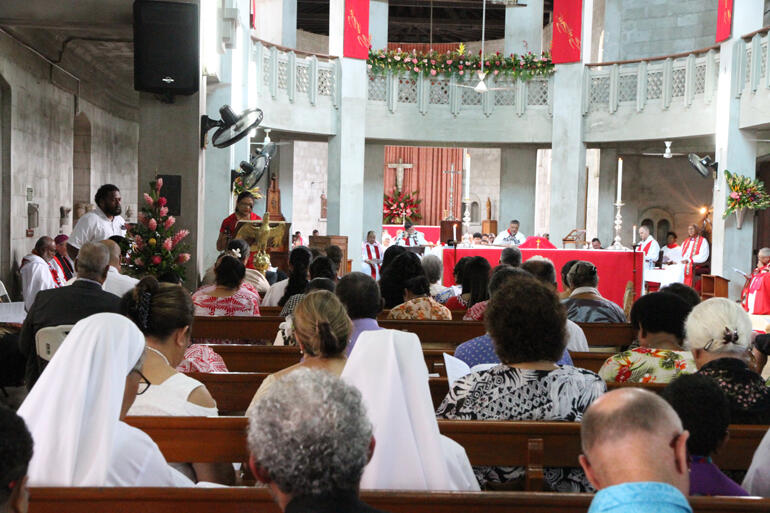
(584, 46), (719, 114)
(367, 71), (553, 117)
(741, 28), (770, 95)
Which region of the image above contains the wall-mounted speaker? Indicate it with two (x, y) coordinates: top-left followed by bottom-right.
(133, 1), (199, 95)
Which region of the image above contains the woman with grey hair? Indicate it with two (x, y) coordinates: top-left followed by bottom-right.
(687, 298), (770, 424)
(247, 369), (386, 513)
(421, 254), (449, 298)
(560, 261), (626, 323)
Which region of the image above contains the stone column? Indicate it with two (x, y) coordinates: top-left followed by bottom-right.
(282, 0), (297, 48)
(276, 141), (294, 222)
(597, 148), (618, 247)
(363, 143), (385, 241)
(504, 0), (544, 55)
(328, 0), (368, 270)
(369, 0), (388, 50)
(254, 0), (297, 47)
(711, 0), (764, 299)
(499, 147), (537, 237)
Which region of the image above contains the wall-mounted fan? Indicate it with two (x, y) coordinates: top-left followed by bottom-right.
(688, 153), (718, 179)
(200, 105), (263, 148)
(641, 141), (685, 159)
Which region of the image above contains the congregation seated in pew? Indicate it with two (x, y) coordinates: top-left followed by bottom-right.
(201, 239), (270, 297)
(247, 290), (351, 413)
(122, 277), (235, 485)
(247, 369), (390, 513)
(686, 298), (770, 425)
(661, 374), (748, 496)
(386, 275), (451, 321)
(280, 255), (337, 317)
(599, 292), (696, 383)
(437, 277), (606, 492)
(379, 251), (425, 309)
(561, 261), (627, 323)
(0, 404), (33, 513)
(341, 329), (478, 491)
(336, 272), (384, 356)
(262, 246), (312, 307)
(19, 313), (193, 486)
(445, 256), (490, 312)
(434, 256), (469, 304)
(422, 254), (450, 298)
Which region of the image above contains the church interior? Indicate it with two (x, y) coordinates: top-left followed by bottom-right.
(5, 0), (770, 511)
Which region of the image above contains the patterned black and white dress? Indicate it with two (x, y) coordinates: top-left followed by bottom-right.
(436, 364), (606, 491)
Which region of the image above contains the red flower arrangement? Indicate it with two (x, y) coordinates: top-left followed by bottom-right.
(125, 177), (191, 281)
(383, 187), (422, 224)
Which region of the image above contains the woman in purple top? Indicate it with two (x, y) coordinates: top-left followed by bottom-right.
(335, 272), (384, 356)
(661, 374), (748, 496)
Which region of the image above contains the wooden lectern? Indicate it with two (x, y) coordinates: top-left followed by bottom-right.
(481, 220), (498, 235)
(701, 275), (729, 300)
(309, 235), (349, 277)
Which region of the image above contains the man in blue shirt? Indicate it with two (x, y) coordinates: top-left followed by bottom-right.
(580, 388), (692, 513)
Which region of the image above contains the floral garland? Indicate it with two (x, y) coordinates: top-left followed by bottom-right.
(723, 170), (770, 217)
(383, 187), (422, 224)
(368, 43), (554, 81)
(125, 177), (191, 282)
(232, 175), (263, 199)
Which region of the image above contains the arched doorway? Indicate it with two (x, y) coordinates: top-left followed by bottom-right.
(72, 112), (92, 224)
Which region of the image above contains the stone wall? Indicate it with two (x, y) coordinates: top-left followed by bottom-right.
(292, 141), (328, 238)
(466, 148), (501, 234)
(603, 0), (717, 61)
(0, 31), (138, 296)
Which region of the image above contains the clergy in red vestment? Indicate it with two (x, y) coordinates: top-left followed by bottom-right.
(680, 224), (710, 287)
(743, 248), (770, 315)
(361, 230), (384, 280)
(517, 235), (557, 249)
(396, 219), (428, 247)
(638, 226), (660, 269)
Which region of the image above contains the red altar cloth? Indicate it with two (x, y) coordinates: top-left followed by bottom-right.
(442, 248), (643, 306)
(383, 224), (441, 244)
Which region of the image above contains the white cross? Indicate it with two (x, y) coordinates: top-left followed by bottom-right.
(387, 158), (413, 190)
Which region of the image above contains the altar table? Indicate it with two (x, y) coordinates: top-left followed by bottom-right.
(441, 248), (643, 306)
(383, 224), (441, 245)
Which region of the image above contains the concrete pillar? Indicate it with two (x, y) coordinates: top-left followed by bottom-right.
(282, 0), (297, 48)
(276, 141), (294, 221)
(597, 148), (618, 247)
(363, 143), (385, 239)
(601, 0), (622, 62)
(504, 0), (544, 55)
(711, 0), (764, 299)
(328, 0), (368, 269)
(369, 0), (388, 50)
(549, 63), (587, 242)
(254, 0), (297, 47)
(499, 147), (537, 237)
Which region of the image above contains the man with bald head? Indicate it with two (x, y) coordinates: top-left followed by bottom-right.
(580, 388), (691, 512)
(18, 242), (121, 389)
(100, 239), (138, 298)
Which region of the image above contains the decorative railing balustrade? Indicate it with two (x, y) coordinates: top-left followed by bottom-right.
(584, 48), (719, 114)
(367, 72), (553, 117)
(741, 28), (770, 95)
(253, 38), (340, 108)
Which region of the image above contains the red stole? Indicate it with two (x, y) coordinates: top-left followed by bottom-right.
(642, 239), (653, 256)
(365, 243), (381, 279)
(402, 235), (412, 246)
(743, 264), (770, 313)
(666, 243), (679, 249)
(681, 237), (705, 286)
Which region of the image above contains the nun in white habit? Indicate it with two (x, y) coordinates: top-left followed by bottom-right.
(18, 312), (193, 486)
(341, 329), (479, 491)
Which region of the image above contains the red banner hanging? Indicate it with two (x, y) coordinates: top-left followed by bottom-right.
(552, 0), (583, 64)
(343, 0), (371, 59)
(716, 0), (733, 43)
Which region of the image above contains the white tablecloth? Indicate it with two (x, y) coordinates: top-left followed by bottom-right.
(645, 264), (685, 287)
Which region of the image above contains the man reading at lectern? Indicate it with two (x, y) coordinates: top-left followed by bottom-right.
(396, 220), (428, 247)
(743, 247), (770, 315)
(493, 220), (526, 246)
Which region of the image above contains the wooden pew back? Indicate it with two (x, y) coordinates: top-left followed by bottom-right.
(28, 487), (770, 513)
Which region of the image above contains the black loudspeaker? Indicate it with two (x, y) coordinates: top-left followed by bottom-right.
(133, 1), (199, 95)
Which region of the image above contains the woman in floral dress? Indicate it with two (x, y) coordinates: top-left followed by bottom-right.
(600, 292), (696, 383)
(387, 276), (451, 320)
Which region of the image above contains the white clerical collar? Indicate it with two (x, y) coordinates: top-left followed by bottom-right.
(571, 286), (601, 297)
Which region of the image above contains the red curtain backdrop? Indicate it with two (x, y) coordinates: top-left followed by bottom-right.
(387, 43), (461, 54)
(384, 146), (463, 226)
(343, 0), (370, 59)
(716, 0), (734, 43)
(552, 0), (583, 64)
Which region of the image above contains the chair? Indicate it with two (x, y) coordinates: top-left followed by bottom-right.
(35, 325), (74, 361)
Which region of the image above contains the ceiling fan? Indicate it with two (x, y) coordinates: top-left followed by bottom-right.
(641, 141), (686, 159)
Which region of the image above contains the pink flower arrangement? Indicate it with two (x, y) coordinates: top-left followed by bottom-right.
(157, 197), (168, 207)
(162, 238), (173, 251)
(164, 216), (175, 229)
(151, 255), (162, 266)
(143, 193), (153, 206)
(159, 206), (169, 217)
(176, 253), (191, 264)
(148, 218), (157, 231)
(156, 177), (163, 191)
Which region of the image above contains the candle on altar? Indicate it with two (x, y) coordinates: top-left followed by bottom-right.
(632, 224), (637, 245)
(453, 224), (457, 242)
(616, 157), (623, 203)
(464, 151), (471, 198)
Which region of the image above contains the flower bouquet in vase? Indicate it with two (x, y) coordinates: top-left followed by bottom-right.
(723, 170), (770, 229)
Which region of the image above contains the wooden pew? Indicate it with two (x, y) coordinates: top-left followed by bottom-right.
(192, 316), (634, 348)
(28, 487), (770, 513)
(379, 309), (468, 321)
(124, 416), (766, 476)
(570, 352), (611, 373)
(207, 345), (301, 372)
(259, 306), (282, 316)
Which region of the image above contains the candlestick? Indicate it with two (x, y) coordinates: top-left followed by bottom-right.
(616, 157), (623, 204)
(608, 202), (631, 251)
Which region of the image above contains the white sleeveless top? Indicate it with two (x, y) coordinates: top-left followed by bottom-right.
(128, 373), (218, 417)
